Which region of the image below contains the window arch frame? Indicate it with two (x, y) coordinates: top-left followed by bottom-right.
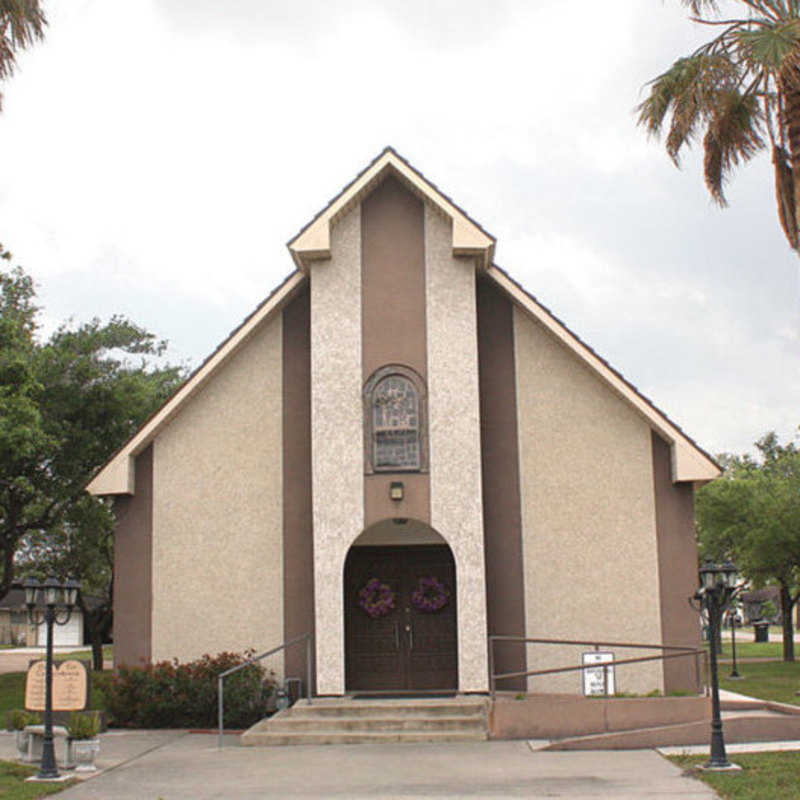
(363, 364), (428, 474)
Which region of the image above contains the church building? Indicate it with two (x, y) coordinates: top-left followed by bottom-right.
(88, 148), (719, 697)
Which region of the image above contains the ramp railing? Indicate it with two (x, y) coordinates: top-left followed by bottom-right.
(487, 635), (706, 701)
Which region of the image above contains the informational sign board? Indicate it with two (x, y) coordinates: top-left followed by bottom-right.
(582, 652), (615, 696)
(25, 659), (88, 711)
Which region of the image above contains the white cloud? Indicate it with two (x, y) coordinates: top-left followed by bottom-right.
(0, 0), (797, 455)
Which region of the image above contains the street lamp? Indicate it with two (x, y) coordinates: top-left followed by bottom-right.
(728, 596), (742, 680)
(23, 576), (80, 780)
(690, 561), (742, 771)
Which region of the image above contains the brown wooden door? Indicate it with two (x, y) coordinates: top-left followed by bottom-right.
(345, 545), (458, 692)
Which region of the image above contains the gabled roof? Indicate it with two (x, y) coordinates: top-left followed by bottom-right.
(85, 271), (306, 496)
(287, 146), (496, 271)
(87, 148), (720, 496)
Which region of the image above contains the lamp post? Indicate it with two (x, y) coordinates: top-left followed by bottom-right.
(728, 598), (741, 680)
(23, 576), (80, 781)
(690, 560), (741, 771)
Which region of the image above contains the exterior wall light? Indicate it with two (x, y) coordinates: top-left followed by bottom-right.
(389, 482), (404, 501)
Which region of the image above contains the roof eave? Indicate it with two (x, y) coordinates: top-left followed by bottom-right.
(86, 270), (307, 497)
(287, 147), (495, 273)
(485, 264), (721, 485)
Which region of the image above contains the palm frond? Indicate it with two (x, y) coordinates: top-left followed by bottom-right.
(646, 0), (800, 253)
(681, 0), (721, 14)
(0, 1), (46, 80)
(737, 19), (800, 73)
(638, 54), (740, 165)
(703, 89), (764, 204)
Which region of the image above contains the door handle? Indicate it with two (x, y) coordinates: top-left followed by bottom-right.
(405, 624), (413, 650)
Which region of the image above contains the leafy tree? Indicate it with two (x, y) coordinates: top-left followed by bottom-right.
(0, 254), (51, 601)
(638, 1), (800, 253)
(0, 255), (184, 667)
(20, 497), (114, 670)
(0, 0), (46, 111)
(697, 431), (800, 661)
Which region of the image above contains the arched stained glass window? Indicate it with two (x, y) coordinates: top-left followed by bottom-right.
(364, 365), (427, 473)
(373, 375), (419, 470)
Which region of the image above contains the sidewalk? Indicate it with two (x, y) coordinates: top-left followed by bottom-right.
(4, 687), (796, 798)
(1, 733), (718, 799)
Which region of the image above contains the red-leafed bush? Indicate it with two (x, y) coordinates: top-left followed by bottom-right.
(105, 651), (275, 729)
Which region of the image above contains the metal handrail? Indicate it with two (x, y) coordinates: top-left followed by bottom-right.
(487, 635), (705, 701)
(217, 632), (313, 749)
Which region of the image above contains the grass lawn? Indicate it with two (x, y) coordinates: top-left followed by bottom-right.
(53, 645), (112, 664)
(667, 751), (800, 800)
(717, 639), (785, 659)
(0, 673), (26, 716)
(719, 660), (800, 705)
(0, 669), (112, 720)
(0, 760), (77, 798)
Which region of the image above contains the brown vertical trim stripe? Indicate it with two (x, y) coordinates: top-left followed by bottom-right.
(476, 277), (527, 691)
(282, 285), (316, 692)
(651, 431), (701, 693)
(361, 176), (430, 527)
(112, 444), (153, 668)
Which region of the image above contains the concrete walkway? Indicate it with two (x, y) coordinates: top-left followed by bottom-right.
(1, 731), (718, 799)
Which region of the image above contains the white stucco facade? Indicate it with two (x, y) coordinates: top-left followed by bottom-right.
(513, 306), (664, 694)
(425, 205), (489, 692)
(150, 313), (284, 666)
(309, 204), (364, 695)
(89, 149), (717, 699)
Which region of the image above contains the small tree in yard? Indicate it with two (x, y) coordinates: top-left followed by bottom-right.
(21, 497), (114, 671)
(697, 431), (800, 662)
(1, 253), (184, 668)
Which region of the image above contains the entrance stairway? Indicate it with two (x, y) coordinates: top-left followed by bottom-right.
(240, 696), (488, 746)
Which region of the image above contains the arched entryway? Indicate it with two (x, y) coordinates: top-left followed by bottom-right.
(344, 520), (458, 692)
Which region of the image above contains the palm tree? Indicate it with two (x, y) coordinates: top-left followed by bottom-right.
(0, 0), (46, 111)
(638, 1), (800, 253)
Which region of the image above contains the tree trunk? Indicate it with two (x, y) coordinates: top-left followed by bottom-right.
(779, 67), (800, 255)
(91, 630), (104, 672)
(773, 145), (798, 248)
(779, 582), (795, 662)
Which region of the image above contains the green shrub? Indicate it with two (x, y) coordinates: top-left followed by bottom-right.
(67, 711), (101, 739)
(106, 651), (275, 729)
(91, 670), (112, 711)
(5, 709), (39, 730)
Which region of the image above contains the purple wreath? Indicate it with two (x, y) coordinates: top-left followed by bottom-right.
(411, 576), (450, 613)
(358, 578), (395, 618)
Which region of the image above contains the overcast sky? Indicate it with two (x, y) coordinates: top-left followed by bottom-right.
(0, 0), (797, 458)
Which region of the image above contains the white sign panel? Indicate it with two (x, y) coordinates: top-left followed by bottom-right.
(582, 652), (615, 696)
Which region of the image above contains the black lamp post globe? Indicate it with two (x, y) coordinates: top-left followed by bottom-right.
(690, 561), (742, 771)
(23, 576), (80, 781)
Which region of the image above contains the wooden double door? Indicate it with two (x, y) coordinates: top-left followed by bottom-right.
(344, 545), (458, 692)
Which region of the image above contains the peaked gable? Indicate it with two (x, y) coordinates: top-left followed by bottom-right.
(87, 149), (719, 496)
(287, 146), (495, 271)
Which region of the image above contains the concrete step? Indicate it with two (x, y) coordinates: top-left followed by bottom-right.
(241, 729), (487, 746)
(240, 697), (489, 746)
(284, 700), (486, 719)
(266, 714), (485, 733)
